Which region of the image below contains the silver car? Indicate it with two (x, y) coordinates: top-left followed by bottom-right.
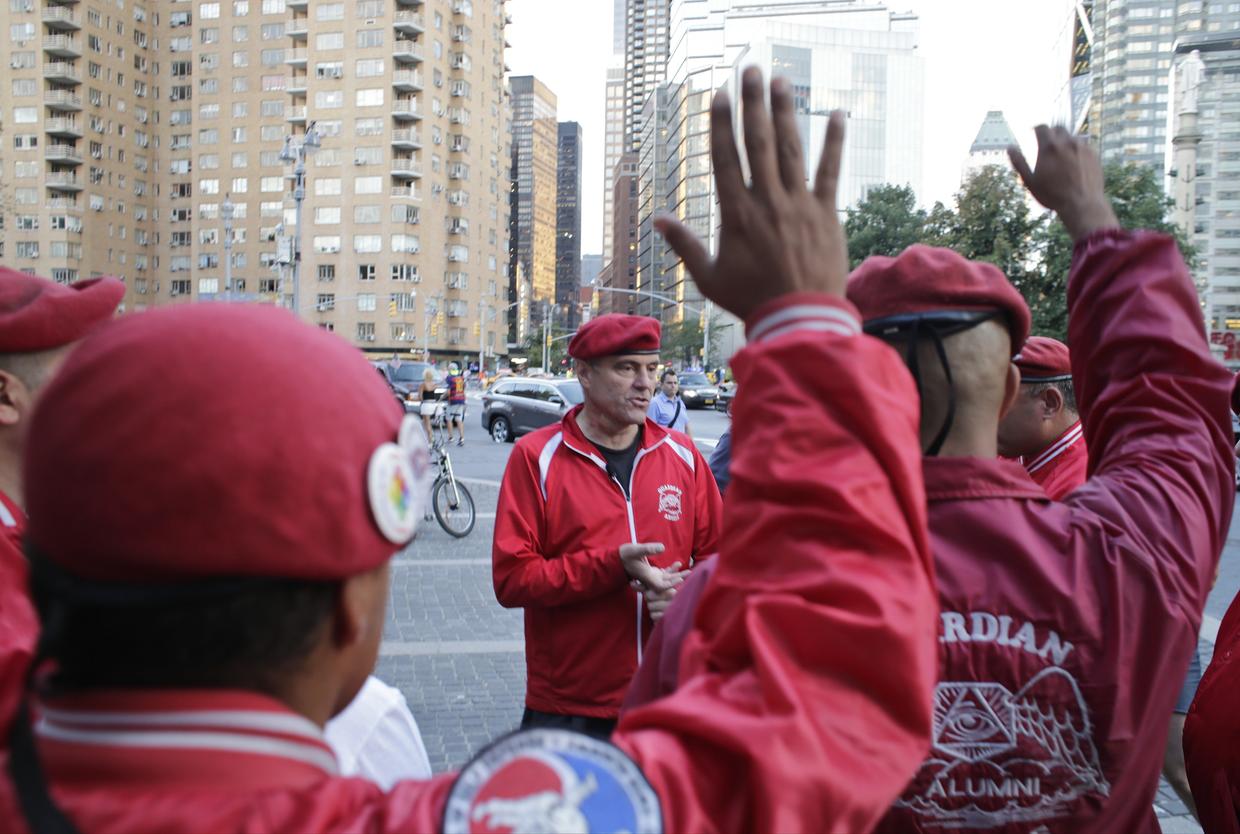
(481, 377), (584, 442)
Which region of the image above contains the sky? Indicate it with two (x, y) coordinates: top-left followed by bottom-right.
(506, 0), (1072, 256)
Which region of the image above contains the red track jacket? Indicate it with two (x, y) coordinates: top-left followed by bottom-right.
(1023, 420), (1088, 501)
(1185, 589), (1240, 832)
(627, 232), (1234, 833)
(0, 295), (940, 833)
(0, 490), (33, 748)
(492, 407), (722, 718)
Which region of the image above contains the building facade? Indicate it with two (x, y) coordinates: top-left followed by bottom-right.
(1089, 0), (1240, 169)
(655, 0), (924, 364)
(601, 64), (625, 269)
(0, 0), (512, 363)
(507, 73), (557, 333)
(602, 152), (639, 315)
(1165, 38), (1240, 367)
(623, 0), (670, 152)
(555, 120), (581, 327)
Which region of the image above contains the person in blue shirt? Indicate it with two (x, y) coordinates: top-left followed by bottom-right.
(647, 368), (691, 438)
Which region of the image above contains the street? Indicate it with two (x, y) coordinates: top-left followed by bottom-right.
(377, 397), (1234, 832)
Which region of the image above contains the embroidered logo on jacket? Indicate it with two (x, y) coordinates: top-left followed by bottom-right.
(656, 485), (683, 522)
(443, 728), (663, 834)
(892, 611), (1110, 827)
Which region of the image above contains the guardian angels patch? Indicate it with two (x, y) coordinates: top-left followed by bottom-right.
(442, 728), (663, 834)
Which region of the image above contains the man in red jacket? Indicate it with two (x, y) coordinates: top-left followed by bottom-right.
(635, 123), (1234, 832)
(997, 336), (1088, 501)
(1, 69), (939, 834)
(0, 269), (123, 747)
(492, 310), (723, 738)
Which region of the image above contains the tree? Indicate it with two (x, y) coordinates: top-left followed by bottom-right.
(930, 165), (1039, 287)
(1026, 162), (1195, 340)
(844, 184), (926, 268)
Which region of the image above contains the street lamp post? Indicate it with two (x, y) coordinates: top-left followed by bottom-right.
(221, 193), (234, 299)
(278, 121), (322, 318)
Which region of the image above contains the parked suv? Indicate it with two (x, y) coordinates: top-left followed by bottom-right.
(481, 377), (584, 442)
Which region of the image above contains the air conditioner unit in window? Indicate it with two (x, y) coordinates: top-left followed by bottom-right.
(365, 335), (376, 341)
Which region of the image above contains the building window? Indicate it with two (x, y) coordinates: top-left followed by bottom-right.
(357, 322), (376, 340)
(317, 264), (336, 281)
(357, 294), (377, 313)
(358, 264), (376, 281)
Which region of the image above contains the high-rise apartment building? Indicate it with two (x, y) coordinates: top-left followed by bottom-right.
(555, 120), (582, 326)
(623, 0), (670, 151)
(0, 0), (510, 364)
(655, 0), (924, 364)
(602, 152), (639, 315)
(601, 65), (625, 266)
(507, 74), (557, 333)
(634, 82), (671, 320)
(1089, 0), (1240, 169)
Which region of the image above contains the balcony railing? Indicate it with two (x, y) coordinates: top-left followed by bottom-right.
(44, 91), (83, 110)
(390, 129), (422, 147)
(42, 35), (81, 56)
(43, 62), (81, 83)
(42, 7), (81, 28)
(390, 186), (421, 200)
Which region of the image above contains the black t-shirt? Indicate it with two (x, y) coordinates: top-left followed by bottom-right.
(593, 428), (643, 497)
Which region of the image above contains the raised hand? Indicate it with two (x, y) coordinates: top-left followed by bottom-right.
(1008, 125), (1118, 243)
(655, 66), (850, 320)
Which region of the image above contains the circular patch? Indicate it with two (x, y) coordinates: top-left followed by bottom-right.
(443, 728), (663, 834)
(367, 442), (420, 544)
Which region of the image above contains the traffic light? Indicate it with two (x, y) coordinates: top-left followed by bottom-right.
(473, 321), (480, 337)
(388, 298), (398, 316)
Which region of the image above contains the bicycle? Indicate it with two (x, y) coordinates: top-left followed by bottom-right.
(424, 403), (476, 538)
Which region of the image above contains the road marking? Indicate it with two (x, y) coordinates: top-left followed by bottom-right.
(695, 439), (718, 448)
(380, 640), (523, 657)
(458, 477), (502, 488)
(393, 558), (491, 567)
(1202, 613), (1221, 645)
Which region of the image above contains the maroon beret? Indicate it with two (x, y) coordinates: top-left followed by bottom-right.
(568, 314), (660, 360)
(24, 303), (432, 585)
(846, 245), (1031, 357)
(0, 268), (124, 353)
(1014, 336), (1072, 382)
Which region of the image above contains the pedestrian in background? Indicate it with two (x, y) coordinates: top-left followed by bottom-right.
(416, 367), (439, 440)
(492, 313), (722, 739)
(647, 368), (692, 438)
(444, 362), (466, 447)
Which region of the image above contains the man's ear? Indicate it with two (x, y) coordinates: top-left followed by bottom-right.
(998, 363), (1021, 420)
(0, 370), (29, 429)
(1039, 385), (1064, 419)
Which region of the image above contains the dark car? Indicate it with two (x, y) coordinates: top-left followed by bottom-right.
(374, 361), (446, 412)
(481, 377), (584, 442)
(676, 372), (718, 410)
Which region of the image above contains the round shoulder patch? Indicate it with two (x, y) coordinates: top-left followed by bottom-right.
(442, 728), (663, 834)
(367, 441), (420, 544)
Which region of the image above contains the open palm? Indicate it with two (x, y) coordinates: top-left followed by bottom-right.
(655, 67), (851, 320)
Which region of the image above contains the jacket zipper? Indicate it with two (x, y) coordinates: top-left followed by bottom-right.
(563, 435), (662, 665)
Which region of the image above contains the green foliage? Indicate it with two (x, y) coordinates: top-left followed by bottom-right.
(1025, 162), (1194, 340)
(845, 163), (1192, 343)
(844, 184), (927, 268)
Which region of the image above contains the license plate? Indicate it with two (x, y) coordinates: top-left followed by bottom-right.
(703, 399), (714, 405)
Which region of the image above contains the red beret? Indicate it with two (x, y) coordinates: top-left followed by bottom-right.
(568, 314), (660, 360)
(24, 304), (432, 585)
(846, 245), (1031, 357)
(1014, 336), (1072, 382)
(0, 268), (124, 353)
